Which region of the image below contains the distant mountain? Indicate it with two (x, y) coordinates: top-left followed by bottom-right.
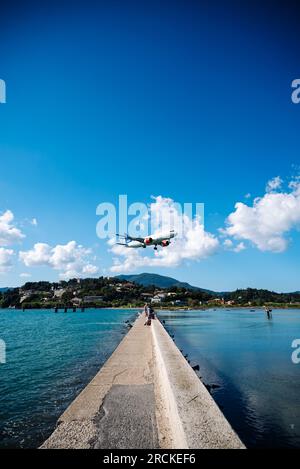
(116, 273), (216, 294)
(0, 287), (10, 292)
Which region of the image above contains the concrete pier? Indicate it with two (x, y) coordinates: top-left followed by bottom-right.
(41, 314), (245, 449)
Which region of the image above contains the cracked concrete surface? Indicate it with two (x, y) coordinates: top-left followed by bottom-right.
(90, 384), (159, 449)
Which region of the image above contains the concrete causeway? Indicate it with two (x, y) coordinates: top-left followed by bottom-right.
(41, 314), (245, 449)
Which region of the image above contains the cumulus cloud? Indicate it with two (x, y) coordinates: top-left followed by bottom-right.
(82, 264), (99, 275)
(0, 247), (14, 273)
(110, 196), (219, 272)
(266, 176), (283, 193)
(223, 239), (245, 253)
(223, 239), (233, 249)
(0, 210), (25, 246)
(233, 242), (246, 253)
(20, 272), (32, 278)
(222, 177), (300, 252)
(19, 241), (99, 279)
(20, 243), (51, 266)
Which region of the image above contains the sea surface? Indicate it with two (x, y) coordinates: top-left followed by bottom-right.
(159, 308), (300, 448)
(0, 308), (137, 448)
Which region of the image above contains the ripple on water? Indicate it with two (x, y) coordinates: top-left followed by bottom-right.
(0, 308), (137, 448)
(159, 308), (300, 448)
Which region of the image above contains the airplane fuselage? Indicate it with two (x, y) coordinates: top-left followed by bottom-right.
(125, 231), (176, 248)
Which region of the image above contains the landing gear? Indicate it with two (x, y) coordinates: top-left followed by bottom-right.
(154, 245), (157, 251)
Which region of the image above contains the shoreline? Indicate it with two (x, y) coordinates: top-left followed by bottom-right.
(1, 305), (300, 311)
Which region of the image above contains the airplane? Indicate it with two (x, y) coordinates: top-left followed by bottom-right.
(116, 230), (177, 250)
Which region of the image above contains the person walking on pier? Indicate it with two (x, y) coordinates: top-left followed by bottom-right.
(144, 305), (156, 326)
(144, 303), (150, 325)
(149, 306), (155, 320)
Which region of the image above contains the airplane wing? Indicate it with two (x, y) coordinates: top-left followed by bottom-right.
(116, 233), (145, 243)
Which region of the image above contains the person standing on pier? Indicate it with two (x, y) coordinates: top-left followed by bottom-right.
(144, 305), (156, 326)
(149, 306), (155, 320)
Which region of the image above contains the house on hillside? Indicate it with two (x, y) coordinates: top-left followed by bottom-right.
(151, 295), (163, 304)
(226, 300), (235, 306)
(171, 299), (187, 306)
(207, 297), (225, 305)
(20, 292), (33, 303)
(53, 289), (65, 298)
(83, 296), (103, 303)
(154, 292), (167, 300)
(141, 293), (153, 300)
(72, 297), (82, 305)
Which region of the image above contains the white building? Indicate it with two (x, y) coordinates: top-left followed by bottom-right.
(83, 296), (103, 303)
(53, 289), (65, 298)
(151, 295), (162, 304)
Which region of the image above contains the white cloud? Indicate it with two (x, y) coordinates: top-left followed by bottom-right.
(82, 264), (99, 275)
(20, 272), (32, 278)
(289, 175), (300, 190)
(20, 243), (51, 266)
(19, 241), (99, 279)
(0, 210), (25, 246)
(223, 239), (233, 248)
(222, 177), (300, 252)
(266, 176), (283, 193)
(223, 238), (245, 253)
(233, 242), (246, 253)
(0, 247), (14, 273)
(109, 196), (219, 272)
(31, 218), (38, 226)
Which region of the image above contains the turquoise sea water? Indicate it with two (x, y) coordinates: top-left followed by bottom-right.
(159, 308), (300, 448)
(0, 308), (137, 448)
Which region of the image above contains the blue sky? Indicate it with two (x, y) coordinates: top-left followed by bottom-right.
(0, 0), (300, 291)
